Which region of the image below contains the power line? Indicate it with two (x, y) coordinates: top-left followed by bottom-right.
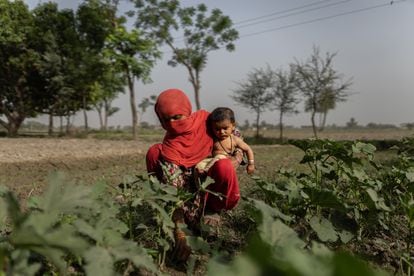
(173, 0), (350, 43)
(162, 0), (406, 53)
(236, 0), (352, 29)
(240, 0), (406, 39)
(234, 0), (347, 26)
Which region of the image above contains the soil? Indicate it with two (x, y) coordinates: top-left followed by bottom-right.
(0, 138), (152, 200)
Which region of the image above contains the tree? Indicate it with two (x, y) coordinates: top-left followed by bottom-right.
(104, 27), (160, 139)
(138, 95), (156, 125)
(0, 0), (41, 136)
(232, 67), (274, 138)
(76, 0), (120, 131)
(293, 46), (352, 138)
(91, 78), (123, 130)
(31, 2), (78, 135)
(315, 87), (337, 131)
(271, 66), (299, 141)
(346, 117), (358, 128)
(133, 0), (239, 110)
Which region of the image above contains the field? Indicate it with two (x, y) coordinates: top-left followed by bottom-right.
(2, 128), (408, 200)
(1, 129), (414, 275)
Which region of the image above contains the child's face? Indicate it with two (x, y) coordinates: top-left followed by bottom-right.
(212, 119), (235, 140)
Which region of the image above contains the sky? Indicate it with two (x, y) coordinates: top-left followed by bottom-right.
(25, 0), (414, 128)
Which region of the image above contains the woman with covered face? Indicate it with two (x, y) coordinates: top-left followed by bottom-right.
(146, 88), (242, 261)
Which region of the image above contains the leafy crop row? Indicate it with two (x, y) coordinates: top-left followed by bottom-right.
(1, 138), (414, 275)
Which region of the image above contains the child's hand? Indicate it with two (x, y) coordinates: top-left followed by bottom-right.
(195, 167), (207, 176)
(246, 164), (255, 175)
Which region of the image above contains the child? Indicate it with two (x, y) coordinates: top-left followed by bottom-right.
(196, 107), (255, 175)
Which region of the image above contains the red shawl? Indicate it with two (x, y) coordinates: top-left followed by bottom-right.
(155, 89), (213, 168)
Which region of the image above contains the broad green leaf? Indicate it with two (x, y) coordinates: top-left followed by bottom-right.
(39, 172), (95, 214)
(9, 249), (41, 276)
(201, 176), (215, 190)
(365, 188), (391, 212)
(21, 211), (59, 234)
(310, 242), (333, 258)
(73, 219), (103, 242)
(95, 210), (129, 235)
(3, 191), (26, 227)
(351, 168), (369, 181)
(406, 171), (414, 182)
(160, 184), (178, 196)
(11, 223), (89, 255)
(309, 216), (338, 242)
(102, 233), (157, 273)
(332, 252), (387, 276)
(352, 142), (376, 156)
(259, 219), (304, 249)
(84, 246), (114, 276)
(187, 235), (210, 253)
(365, 188), (378, 202)
(284, 246), (332, 276)
(207, 254), (260, 276)
(338, 230), (354, 244)
(304, 188), (347, 212)
(250, 198), (292, 222)
(30, 246), (67, 273)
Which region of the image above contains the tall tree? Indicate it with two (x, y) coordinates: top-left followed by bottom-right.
(104, 26), (160, 139)
(293, 46), (352, 138)
(133, 0), (239, 110)
(232, 67), (274, 138)
(31, 2), (76, 135)
(76, 0), (119, 131)
(0, 0), (41, 136)
(271, 66), (299, 141)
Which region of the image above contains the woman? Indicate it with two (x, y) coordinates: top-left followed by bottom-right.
(146, 88), (242, 261)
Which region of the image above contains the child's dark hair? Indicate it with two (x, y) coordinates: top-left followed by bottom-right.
(209, 107), (236, 124)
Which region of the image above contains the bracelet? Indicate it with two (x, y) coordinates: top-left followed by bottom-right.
(248, 159), (254, 165)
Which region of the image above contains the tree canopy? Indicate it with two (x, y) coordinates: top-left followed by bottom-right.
(293, 46), (352, 137)
(133, 0), (238, 110)
(232, 67), (274, 138)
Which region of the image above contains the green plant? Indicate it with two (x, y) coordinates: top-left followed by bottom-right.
(207, 198), (387, 276)
(0, 172), (157, 275)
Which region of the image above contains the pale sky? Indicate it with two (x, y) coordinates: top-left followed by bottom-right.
(25, 0), (414, 128)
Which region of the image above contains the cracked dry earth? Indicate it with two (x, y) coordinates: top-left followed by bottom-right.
(0, 138), (151, 200)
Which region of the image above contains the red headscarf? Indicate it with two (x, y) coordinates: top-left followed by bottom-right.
(155, 89), (213, 168)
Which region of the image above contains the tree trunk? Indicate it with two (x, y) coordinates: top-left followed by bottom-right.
(311, 110), (318, 138)
(66, 114), (71, 135)
(48, 113), (54, 136)
(188, 66), (201, 110)
(104, 99), (109, 130)
(127, 71), (138, 140)
(255, 111), (260, 138)
(60, 116), (64, 134)
(0, 89), (26, 137)
(97, 107), (104, 130)
(82, 94), (88, 131)
(279, 110), (284, 141)
(2, 112), (25, 137)
(193, 81), (201, 111)
(7, 121), (20, 137)
(319, 111), (328, 132)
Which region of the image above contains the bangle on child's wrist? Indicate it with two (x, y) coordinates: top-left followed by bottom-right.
(248, 160), (254, 165)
